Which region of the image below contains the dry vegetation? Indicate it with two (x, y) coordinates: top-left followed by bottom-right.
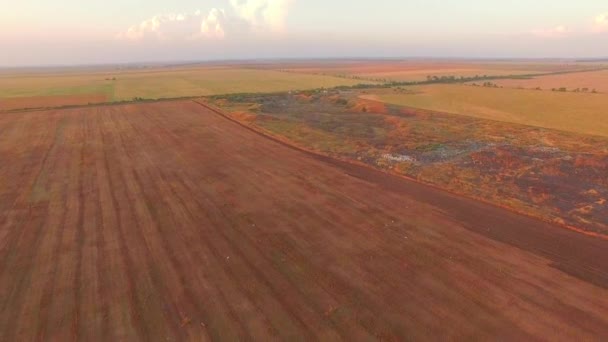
(495, 69), (608, 93)
(374, 84), (608, 137)
(0, 94), (109, 111)
(213, 91), (608, 236)
(254, 60), (596, 82)
(0, 66), (367, 111)
(1, 100), (607, 340)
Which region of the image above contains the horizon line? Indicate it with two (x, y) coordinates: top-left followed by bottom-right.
(1, 56), (607, 70)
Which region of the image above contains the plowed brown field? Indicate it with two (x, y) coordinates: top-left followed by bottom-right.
(0, 93), (108, 111)
(0, 101), (607, 340)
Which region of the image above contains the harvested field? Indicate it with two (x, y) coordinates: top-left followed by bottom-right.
(1, 101), (607, 340)
(108, 67), (368, 100)
(0, 75), (113, 99)
(255, 60), (595, 82)
(374, 84), (608, 137)
(0, 93), (108, 111)
(0, 66), (366, 110)
(495, 69), (608, 93)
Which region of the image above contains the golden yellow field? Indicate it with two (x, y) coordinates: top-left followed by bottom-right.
(0, 66), (367, 110)
(353, 68), (538, 82)
(373, 84), (608, 137)
(495, 69), (608, 93)
(267, 61), (593, 82)
(110, 67), (367, 99)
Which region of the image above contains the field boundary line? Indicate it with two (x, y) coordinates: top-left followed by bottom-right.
(4, 65), (608, 114)
(191, 99), (608, 242)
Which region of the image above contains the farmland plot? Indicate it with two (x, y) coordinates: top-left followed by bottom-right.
(0, 101), (607, 340)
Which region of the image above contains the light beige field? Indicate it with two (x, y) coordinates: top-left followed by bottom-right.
(353, 68), (537, 82)
(0, 66), (367, 110)
(110, 67), (367, 99)
(373, 84), (608, 137)
(263, 61), (595, 82)
(495, 69), (608, 93)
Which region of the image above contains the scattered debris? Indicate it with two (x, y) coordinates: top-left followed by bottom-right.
(383, 153), (416, 163)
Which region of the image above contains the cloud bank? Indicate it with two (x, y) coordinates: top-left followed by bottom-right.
(230, 0), (292, 31)
(531, 12), (608, 38)
(119, 0), (293, 41)
(531, 25), (571, 38)
(595, 13), (608, 32)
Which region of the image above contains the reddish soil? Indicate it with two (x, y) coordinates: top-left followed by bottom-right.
(221, 91), (608, 236)
(0, 93), (107, 111)
(350, 98), (389, 114)
(1, 101), (607, 340)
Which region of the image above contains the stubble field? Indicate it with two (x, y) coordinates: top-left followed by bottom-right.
(495, 69), (608, 93)
(254, 60), (597, 82)
(1, 101), (607, 340)
(0, 66), (366, 111)
(374, 84), (608, 137)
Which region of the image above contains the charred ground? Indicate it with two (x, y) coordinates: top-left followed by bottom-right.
(212, 90), (608, 235)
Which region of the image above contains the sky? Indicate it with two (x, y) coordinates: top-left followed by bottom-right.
(1, 0), (608, 66)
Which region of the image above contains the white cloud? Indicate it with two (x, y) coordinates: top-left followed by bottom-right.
(594, 13), (608, 32)
(200, 9), (227, 39)
(530, 13), (608, 38)
(230, 0), (293, 31)
(119, 0), (294, 41)
(531, 25), (570, 38)
(119, 13), (203, 40)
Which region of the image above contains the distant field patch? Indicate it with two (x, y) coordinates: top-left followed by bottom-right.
(494, 69), (608, 93)
(0, 73), (113, 97)
(351, 68), (541, 82)
(0, 66), (367, 110)
(265, 61), (593, 81)
(111, 67), (367, 100)
(374, 84), (608, 137)
(0, 94), (108, 111)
